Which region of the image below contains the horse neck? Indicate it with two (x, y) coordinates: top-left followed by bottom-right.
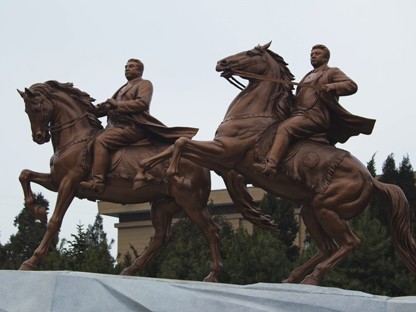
(224, 79), (278, 119)
(50, 95), (95, 151)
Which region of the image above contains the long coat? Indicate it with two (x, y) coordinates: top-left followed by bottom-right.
(108, 77), (198, 141)
(296, 65), (376, 145)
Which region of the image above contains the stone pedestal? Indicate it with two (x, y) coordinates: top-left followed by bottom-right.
(0, 271), (414, 311)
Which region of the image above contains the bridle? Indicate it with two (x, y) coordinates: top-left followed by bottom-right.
(29, 96), (89, 135)
(230, 70), (320, 91)
(223, 60), (320, 91)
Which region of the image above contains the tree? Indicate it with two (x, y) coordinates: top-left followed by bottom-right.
(398, 155), (416, 230)
(132, 204), (294, 284)
(61, 214), (116, 274)
(221, 226), (291, 284)
(259, 194), (299, 261)
(0, 193), (61, 270)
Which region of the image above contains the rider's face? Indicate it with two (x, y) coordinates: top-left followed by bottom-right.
(125, 62), (141, 80)
(310, 49), (328, 68)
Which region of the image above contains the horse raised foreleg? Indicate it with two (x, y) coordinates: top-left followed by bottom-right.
(120, 198), (175, 276)
(19, 169), (58, 224)
(283, 204), (338, 284)
(19, 176), (77, 270)
(166, 137), (230, 177)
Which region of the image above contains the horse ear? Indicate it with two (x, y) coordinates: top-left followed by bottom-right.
(17, 89), (26, 99)
(25, 87), (35, 98)
(261, 41), (272, 50)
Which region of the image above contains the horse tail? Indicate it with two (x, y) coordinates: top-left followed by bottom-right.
(222, 170), (278, 233)
(373, 178), (416, 275)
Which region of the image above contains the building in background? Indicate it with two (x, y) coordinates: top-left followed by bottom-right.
(98, 187), (306, 259)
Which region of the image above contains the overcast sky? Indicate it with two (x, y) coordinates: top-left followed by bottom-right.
(1, 0), (415, 258)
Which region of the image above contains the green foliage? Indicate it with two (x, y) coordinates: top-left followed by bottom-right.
(122, 205), (295, 285)
(0, 198), (115, 274)
(259, 194), (299, 261)
(221, 227), (291, 284)
(0, 193), (61, 270)
(60, 214), (116, 274)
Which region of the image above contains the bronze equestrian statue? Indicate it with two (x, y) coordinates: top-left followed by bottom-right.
(139, 42), (416, 285)
(17, 69), (240, 281)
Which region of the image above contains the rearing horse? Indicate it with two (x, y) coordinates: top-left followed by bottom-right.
(17, 80), (227, 281)
(140, 42), (416, 285)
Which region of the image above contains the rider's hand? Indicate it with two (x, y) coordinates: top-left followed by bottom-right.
(105, 99), (118, 109)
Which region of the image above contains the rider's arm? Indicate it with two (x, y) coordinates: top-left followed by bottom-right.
(112, 80), (153, 114)
(326, 67), (358, 96)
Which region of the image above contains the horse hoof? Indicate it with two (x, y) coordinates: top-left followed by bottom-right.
(120, 268), (135, 276)
(203, 272), (218, 282)
(34, 205), (47, 224)
(19, 260), (37, 271)
(300, 275), (320, 286)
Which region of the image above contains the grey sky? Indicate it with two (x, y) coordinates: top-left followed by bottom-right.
(1, 0), (415, 257)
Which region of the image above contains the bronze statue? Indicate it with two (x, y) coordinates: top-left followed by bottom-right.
(253, 44), (375, 175)
(80, 59), (196, 193)
(17, 78), (243, 282)
(140, 42), (416, 285)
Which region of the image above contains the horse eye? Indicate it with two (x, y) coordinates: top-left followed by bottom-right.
(247, 51), (255, 57)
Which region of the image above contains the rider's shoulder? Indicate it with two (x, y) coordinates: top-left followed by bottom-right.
(137, 78), (153, 88)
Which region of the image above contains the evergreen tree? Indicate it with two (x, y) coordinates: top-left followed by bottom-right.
(259, 194), (299, 261)
(398, 155), (416, 230)
(0, 193), (61, 269)
(61, 214), (115, 274)
(222, 226), (291, 284)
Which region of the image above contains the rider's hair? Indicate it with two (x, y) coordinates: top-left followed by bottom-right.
(311, 44), (330, 61)
(127, 58), (144, 74)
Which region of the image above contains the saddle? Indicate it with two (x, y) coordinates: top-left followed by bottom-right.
(82, 137), (166, 182)
(255, 125), (349, 194)
(280, 141), (349, 194)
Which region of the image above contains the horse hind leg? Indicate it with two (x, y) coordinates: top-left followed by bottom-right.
(284, 204), (338, 284)
(173, 185), (223, 282)
(120, 198), (175, 276)
(301, 206), (361, 285)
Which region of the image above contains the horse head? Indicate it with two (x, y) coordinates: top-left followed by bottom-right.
(216, 42), (295, 121)
(216, 41), (279, 81)
(18, 81), (102, 146)
(18, 85), (52, 144)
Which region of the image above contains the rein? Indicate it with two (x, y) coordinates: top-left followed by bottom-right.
(48, 112), (88, 133)
(227, 69), (320, 91)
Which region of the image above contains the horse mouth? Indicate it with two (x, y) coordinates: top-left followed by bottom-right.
(219, 69), (233, 79)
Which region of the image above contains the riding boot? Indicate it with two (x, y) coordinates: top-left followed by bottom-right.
(254, 132), (289, 176)
(80, 144), (110, 194)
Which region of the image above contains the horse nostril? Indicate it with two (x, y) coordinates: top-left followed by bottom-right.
(34, 132), (43, 142)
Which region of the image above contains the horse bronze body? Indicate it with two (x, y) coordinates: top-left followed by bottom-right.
(140, 42), (416, 285)
(17, 81), (228, 281)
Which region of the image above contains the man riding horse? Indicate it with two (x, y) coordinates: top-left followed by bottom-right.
(254, 44), (376, 176)
(80, 58), (197, 193)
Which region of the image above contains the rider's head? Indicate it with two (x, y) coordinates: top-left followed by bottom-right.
(125, 59), (144, 81)
(310, 44), (330, 68)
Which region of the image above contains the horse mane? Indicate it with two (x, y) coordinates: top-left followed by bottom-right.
(265, 49), (296, 122)
(30, 80), (103, 130)
(253, 49), (297, 162)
